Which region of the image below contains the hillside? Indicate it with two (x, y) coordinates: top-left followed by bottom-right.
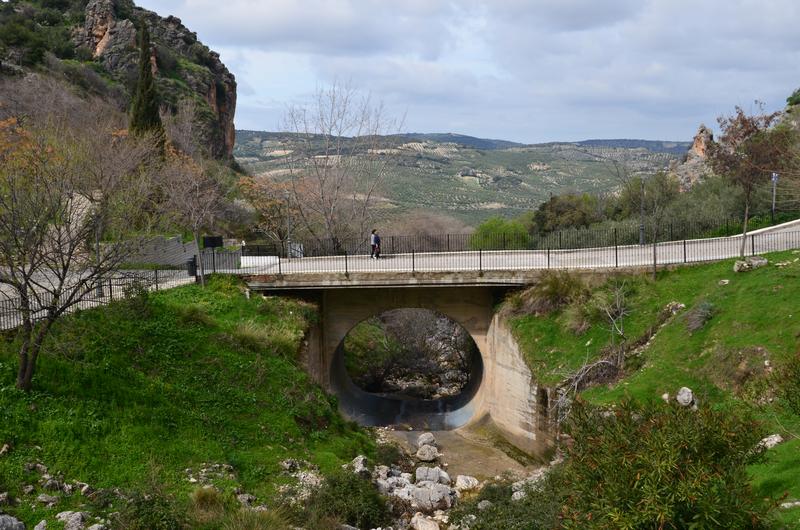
(0, 0), (236, 158)
(235, 130), (690, 226)
(0, 277), (372, 528)
(505, 251), (800, 526)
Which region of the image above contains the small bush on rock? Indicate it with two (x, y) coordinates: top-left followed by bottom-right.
(686, 300), (715, 333)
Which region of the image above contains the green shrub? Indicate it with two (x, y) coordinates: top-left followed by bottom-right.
(222, 509), (293, 530)
(469, 216), (529, 250)
(524, 271), (588, 316)
(303, 470), (391, 529)
(788, 88), (800, 107)
(113, 488), (185, 530)
(686, 300), (715, 333)
(559, 399), (772, 529)
(776, 353), (800, 415)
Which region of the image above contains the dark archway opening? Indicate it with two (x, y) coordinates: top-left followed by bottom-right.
(331, 309), (484, 430)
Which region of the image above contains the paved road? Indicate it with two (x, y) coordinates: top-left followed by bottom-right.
(241, 221), (800, 277)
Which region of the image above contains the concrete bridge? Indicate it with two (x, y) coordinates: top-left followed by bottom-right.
(244, 221), (800, 455)
(265, 284), (550, 455)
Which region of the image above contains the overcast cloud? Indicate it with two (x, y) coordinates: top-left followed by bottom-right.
(137, 0), (800, 142)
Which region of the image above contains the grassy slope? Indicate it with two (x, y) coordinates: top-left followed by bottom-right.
(510, 250), (800, 525)
(0, 276), (372, 526)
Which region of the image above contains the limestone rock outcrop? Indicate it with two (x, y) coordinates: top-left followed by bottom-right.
(669, 124), (713, 190)
(75, 0), (236, 159)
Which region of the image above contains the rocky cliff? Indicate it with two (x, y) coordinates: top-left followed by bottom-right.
(74, 0), (237, 158)
(669, 124), (713, 190)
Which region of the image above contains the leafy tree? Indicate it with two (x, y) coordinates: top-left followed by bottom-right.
(707, 105), (794, 257)
(129, 22), (163, 140)
(526, 192), (604, 235)
(470, 216), (528, 250)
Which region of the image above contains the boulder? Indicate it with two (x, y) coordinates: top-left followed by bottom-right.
(454, 475), (480, 492)
(34, 521), (47, 530)
(675, 387), (695, 407)
(0, 515), (24, 530)
(0, 444), (9, 456)
(758, 434), (784, 450)
(781, 500), (800, 509)
(477, 499), (493, 511)
(236, 493), (256, 507)
(415, 466), (450, 485)
(734, 256), (768, 273)
(512, 490), (527, 501)
(36, 493), (59, 506)
(417, 432), (437, 448)
(87, 525), (107, 530)
(56, 511), (88, 530)
(411, 512), (440, 530)
(0, 492), (9, 506)
(348, 455), (370, 478)
(411, 483), (453, 512)
(416, 445), (439, 462)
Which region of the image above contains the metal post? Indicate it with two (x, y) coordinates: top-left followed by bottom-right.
(771, 172), (779, 224)
(614, 228), (618, 268)
(639, 176), (646, 245)
(278, 254), (282, 276)
(108, 279), (113, 300)
(547, 247), (550, 269)
(751, 234), (755, 256)
(479, 249), (483, 273)
(154, 269), (159, 291)
(412, 249), (415, 273)
(559, 232), (562, 249)
(683, 240), (687, 263)
(212, 248), (217, 274)
(345, 251), (349, 276)
(447, 234), (450, 252)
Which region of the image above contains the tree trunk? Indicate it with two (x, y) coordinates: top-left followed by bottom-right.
(739, 201), (750, 258)
(195, 232), (206, 287)
(16, 319), (52, 391)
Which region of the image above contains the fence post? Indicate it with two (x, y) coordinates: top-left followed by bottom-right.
(751, 233), (755, 256)
(154, 269), (159, 291)
(412, 249), (415, 273)
(391, 236), (395, 255)
(502, 234), (506, 250)
(559, 232), (562, 250)
(614, 228), (618, 268)
(547, 247), (550, 269)
(683, 240), (687, 263)
(479, 249), (483, 273)
(212, 249), (217, 274)
(447, 234), (450, 252)
(108, 279), (113, 300)
(345, 251), (349, 277)
(278, 254), (282, 276)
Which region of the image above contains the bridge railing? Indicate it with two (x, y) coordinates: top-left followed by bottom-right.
(238, 229), (800, 276)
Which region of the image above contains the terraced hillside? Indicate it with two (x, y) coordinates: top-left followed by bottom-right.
(235, 131), (690, 226)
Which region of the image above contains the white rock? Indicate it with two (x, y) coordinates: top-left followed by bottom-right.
(34, 521), (47, 530)
(758, 434), (784, 450)
(373, 464), (390, 481)
(411, 512), (440, 530)
(454, 475), (480, 492)
(661, 393), (670, 402)
(416, 466), (450, 485)
(416, 445), (439, 462)
(87, 525), (107, 530)
(780, 500), (800, 509)
(348, 455), (370, 478)
(36, 493), (59, 506)
(56, 511), (87, 530)
(477, 499), (493, 511)
(412, 483), (454, 512)
(511, 490), (527, 501)
(718, 279), (730, 286)
(0, 515), (25, 530)
(417, 432), (437, 448)
(675, 387), (694, 407)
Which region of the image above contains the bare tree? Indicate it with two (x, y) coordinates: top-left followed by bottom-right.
(0, 117), (159, 390)
(162, 155), (224, 286)
(282, 82), (400, 252)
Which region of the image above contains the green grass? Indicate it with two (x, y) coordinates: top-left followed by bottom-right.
(0, 275), (372, 527)
(508, 250), (800, 525)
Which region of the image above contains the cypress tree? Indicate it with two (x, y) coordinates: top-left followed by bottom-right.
(129, 23), (163, 138)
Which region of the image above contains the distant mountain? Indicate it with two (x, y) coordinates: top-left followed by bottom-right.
(571, 139), (691, 155)
(235, 130), (691, 226)
(395, 133), (525, 150)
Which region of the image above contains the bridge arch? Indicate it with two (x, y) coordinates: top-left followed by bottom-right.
(297, 285), (553, 454)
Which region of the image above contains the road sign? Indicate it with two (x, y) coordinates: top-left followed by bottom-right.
(772, 172), (779, 183)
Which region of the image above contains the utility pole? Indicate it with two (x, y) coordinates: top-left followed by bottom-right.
(639, 176), (646, 246)
(771, 172), (779, 224)
(284, 190), (292, 258)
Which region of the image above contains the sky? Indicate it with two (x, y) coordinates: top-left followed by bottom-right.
(136, 0), (800, 143)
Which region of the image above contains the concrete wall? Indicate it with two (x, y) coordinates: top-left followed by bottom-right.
(296, 284), (551, 454)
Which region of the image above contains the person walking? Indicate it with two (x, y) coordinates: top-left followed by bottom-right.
(370, 229), (381, 259)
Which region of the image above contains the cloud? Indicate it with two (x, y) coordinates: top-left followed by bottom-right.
(135, 0), (800, 142)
